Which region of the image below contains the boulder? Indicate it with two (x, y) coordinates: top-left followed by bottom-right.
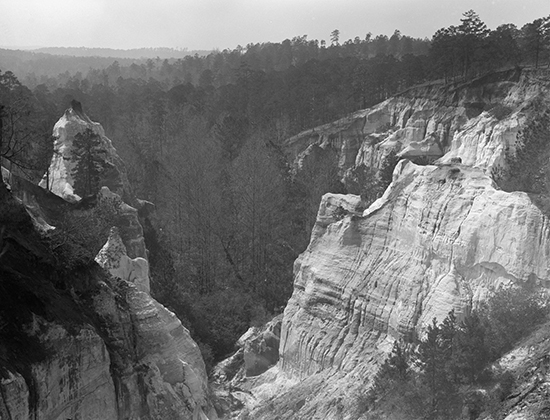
(243, 315), (283, 377)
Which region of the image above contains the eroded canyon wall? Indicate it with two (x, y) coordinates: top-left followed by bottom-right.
(245, 69), (550, 419)
(0, 104), (216, 419)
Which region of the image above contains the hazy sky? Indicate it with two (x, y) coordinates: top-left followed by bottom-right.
(1, 0), (549, 51)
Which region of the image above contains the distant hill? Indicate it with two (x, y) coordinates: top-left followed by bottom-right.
(31, 47), (212, 59)
(0, 48), (135, 82)
(0, 47), (213, 86)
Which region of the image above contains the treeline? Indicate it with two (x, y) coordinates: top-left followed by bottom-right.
(3, 31), (430, 89)
(364, 287), (549, 420)
(13, 31), (434, 139)
(432, 11), (550, 81)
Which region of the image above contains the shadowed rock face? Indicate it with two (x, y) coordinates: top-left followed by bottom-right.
(94, 227), (213, 419)
(0, 106), (217, 419)
(0, 322), (117, 420)
(242, 315), (283, 377)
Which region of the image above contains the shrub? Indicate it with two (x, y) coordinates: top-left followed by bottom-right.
(333, 205), (349, 220)
(486, 103), (513, 121)
(479, 286), (549, 359)
(47, 196), (122, 270)
(375, 122), (393, 133)
(496, 103), (550, 194)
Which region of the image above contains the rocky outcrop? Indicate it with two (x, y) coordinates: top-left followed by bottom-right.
(38, 102), (147, 258)
(284, 68), (536, 185)
(238, 69), (550, 419)
(211, 315), (283, 419)
(39, 100), (131, 204)
(94, 227), (213, 419)
(96, 226), (150, 293)
(242, 315), (283, 377)
(282, 161), (550, 378)
(214, 314), (283, 382)
(0, 318), (117, 420)
(0, 104), (216, 419)
(94, 228), (209, 418)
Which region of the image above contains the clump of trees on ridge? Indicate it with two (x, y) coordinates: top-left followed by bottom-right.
(364, 287), (549, 420)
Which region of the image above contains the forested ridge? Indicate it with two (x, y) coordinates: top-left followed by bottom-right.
(1, 10), (550, 366)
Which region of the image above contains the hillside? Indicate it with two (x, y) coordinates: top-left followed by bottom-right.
(31, 47), (211, 59)
(217, 68), (550, 420)
(0, 105), (216, 419)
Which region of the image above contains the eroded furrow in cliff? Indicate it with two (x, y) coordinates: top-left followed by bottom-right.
(266, 157), (550, 418)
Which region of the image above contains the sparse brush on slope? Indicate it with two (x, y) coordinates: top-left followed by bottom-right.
(46, 196), (122, 271)
(363, 287), (549, 420)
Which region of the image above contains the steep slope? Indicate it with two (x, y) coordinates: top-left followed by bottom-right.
(285, 68), (535, 181)
(283, 161), (550, 376)
(237, 69), (550, 419)
(0, 104), (216, 419)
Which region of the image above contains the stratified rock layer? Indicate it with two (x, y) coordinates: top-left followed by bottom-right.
(95, 227), (211, 418)
(244, 161), (550, 419)
(284, 69), (537, 183)
(282, 161), (550, 379)
(243, 69), (550, 419)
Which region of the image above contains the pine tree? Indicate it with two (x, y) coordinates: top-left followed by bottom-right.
(521, 16), (550, 68)
(431, 26), (460, 81)
(368, 340), (416, 416)
(455, 313), (489, 383)
(71, 128), (106, 197)
(416, 318), (459, 419)
(372, 340), (410, 394)
(439, 309), (458, 381)
(458, 10), (489, 77)
(330, 29), (340, 46)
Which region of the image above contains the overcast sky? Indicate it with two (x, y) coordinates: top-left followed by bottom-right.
(1, 0), (549, 51)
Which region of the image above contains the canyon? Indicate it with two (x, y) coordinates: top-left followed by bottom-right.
(230, 68), (550, 419)
(2, 68), (550, 419)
